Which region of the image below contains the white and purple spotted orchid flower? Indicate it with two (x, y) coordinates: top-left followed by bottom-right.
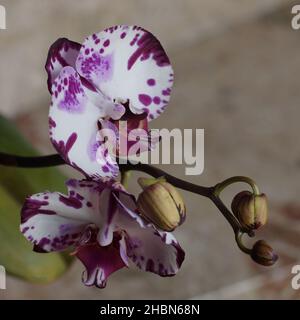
(20, 179), (184, 288)
(46, 25), (174, 180)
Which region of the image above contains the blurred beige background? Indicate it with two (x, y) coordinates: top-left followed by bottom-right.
(0, 0), (300, 299)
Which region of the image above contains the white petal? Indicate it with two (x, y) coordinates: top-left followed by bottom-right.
(49, 66), (119, 179)
(76, 25), (174, 121)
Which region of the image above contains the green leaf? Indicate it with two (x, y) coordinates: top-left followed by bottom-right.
(0, 185), (67, 283)
(0, 115), (73, 282)
(0, 115), (67, 201)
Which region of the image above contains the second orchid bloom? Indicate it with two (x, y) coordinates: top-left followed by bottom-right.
(21, 179), (184, 288)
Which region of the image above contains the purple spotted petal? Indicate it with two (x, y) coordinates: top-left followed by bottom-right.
(113, 193), (185, 276)
(49, 66), (119, 179)
(21, 198), (83, 252)
(76, 233), (127, 288)
(20, 179), (112, 252)
(45, 38), (81, 93)
(75, 25), (174, 121)
(125, 230), (185, 277)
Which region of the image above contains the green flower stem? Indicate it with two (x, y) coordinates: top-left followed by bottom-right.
(0, 152), (261, 259)
(235, 231), (252, 255)
(120, 170), (131, 188)
(214, 176), (260, 197)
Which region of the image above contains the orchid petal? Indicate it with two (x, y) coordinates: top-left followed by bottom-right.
(45, 38), (81, 93)
(75, 25), (173, 121)
(76, 233), (127, 288)
(49, 66), (119, 179)
(96, 181), (132, 247)
(113, 193), (185, 276)
(126, 228), (185, 277)
(20, 179), (104, 252)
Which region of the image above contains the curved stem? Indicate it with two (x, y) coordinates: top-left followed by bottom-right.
(235, 232), (252, 255)
(214, 176), (260, 196)
(209, 193), (241, 234)
(119, 162), (213, 198)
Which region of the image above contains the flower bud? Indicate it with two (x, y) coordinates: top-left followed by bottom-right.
(251, 240), (278, 266)
(137, 179), (186, 231)
(231, 191), (268, 230)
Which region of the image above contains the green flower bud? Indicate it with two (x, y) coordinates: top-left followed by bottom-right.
(251, 240), (278, 266)
(137, 178), (186, 231)
(231, 191), (268, 230)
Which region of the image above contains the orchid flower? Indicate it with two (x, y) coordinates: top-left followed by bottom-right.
(46, 25), (173, 180)
(20, 178), (184, 288)
(0, 24), (269, 290)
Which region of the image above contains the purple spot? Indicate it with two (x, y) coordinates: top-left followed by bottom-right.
(153, 96), (161, 104)
(52, 133), (77, 164)
(162, 88), (171, 96)
(38, 237), (51, 248)
(76, 193), (84, 201)
(95, 39), (100, 45)
(130, 34), (139, 46)
(103, 39), (110, 47)
(58, 74), (85, 113)
(128, 32), (170, 70)
(85, 48), (90, 55)
(66, 179), (77, 188)
(22, 227), (29, 233)
(21, 199), (55, 223)
(147, 78), (156, 86)
(86, 201), (92, 207)
(120, 32), (126, 39)
(59, 195), (82, 209)
(49, 117), (56, 129)
(78, 52), (113, 82)
(102, 165), (109, 173)
(88, 135), (101, 161)
(138, 94), (152, 106)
